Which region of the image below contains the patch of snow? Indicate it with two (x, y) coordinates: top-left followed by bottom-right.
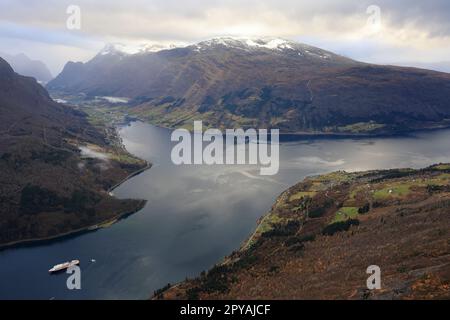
(194, 37), (296, 52)
(246, 38), (293, 50)
(304, 49), (330, 59)
(99, 42), (181, 56)
(100, 43), (141, 55)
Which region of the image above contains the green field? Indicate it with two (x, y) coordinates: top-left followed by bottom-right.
(289, 191), (317, 202)
(331, 207), (359, 223)
(337, 121), (386, 133)
(373, 184), (412, 200)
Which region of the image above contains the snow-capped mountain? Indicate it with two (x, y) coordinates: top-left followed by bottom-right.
(48, 37), (450, 134)
(191, 37), (297, 51)
(98, 42), (180, 56)
(97, 37), (334, 59)
(190, 37), (332, 59)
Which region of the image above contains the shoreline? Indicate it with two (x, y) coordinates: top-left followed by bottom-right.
(132, 117), (450, 140)
(107, 163), (152, 192)
(0, 163), (152, 251)
(278, 124), (450, 139)
(154, 163), (450, 300)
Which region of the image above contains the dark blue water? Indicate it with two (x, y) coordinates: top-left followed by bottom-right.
(1, 122), (450, 299)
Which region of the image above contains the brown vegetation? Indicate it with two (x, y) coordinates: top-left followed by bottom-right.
(157, 165), (450, 300)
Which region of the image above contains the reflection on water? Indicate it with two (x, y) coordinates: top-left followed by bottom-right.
(1, 122), (450, 299)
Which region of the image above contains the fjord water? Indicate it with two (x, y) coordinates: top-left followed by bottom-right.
(2, 121), (450, 299)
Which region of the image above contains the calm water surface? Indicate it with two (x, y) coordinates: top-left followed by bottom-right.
(1, 122), (450, 299)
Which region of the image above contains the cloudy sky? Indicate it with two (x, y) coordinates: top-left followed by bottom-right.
(1, 0), (450, 75)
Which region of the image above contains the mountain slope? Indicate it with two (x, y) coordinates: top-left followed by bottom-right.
(1, 53), (53, 83)
(0, 57), (148, 247)
(157, 165), (450, 300)
(48, 38), (450, 134)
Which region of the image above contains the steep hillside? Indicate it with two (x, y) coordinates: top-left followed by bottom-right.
(48, 38), (450, 134)
(0, 58), (148, 247)
(157, 164), (450, 300)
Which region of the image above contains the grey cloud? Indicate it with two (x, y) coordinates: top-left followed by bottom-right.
(1, 0), (449, 74)
(1, 0), (450, 40)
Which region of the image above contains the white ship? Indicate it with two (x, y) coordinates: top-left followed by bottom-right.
(48, 260), (80, 273)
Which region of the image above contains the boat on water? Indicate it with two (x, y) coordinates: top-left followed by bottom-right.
(48, 260), (80, 273)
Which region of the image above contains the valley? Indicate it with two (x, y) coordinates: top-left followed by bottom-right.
(2, 0), (450, 305)
(2, 38), (450, 300)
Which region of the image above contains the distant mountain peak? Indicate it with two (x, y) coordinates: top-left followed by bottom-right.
(0, 52), (52, 83)
(244, 38), (295, 50)
(98, 42), (179, 56)
(194, 37), (295, 50)
(99, 43), (136, 56)
(190, 37), (334, 60)
(96, 37), (334, 59)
